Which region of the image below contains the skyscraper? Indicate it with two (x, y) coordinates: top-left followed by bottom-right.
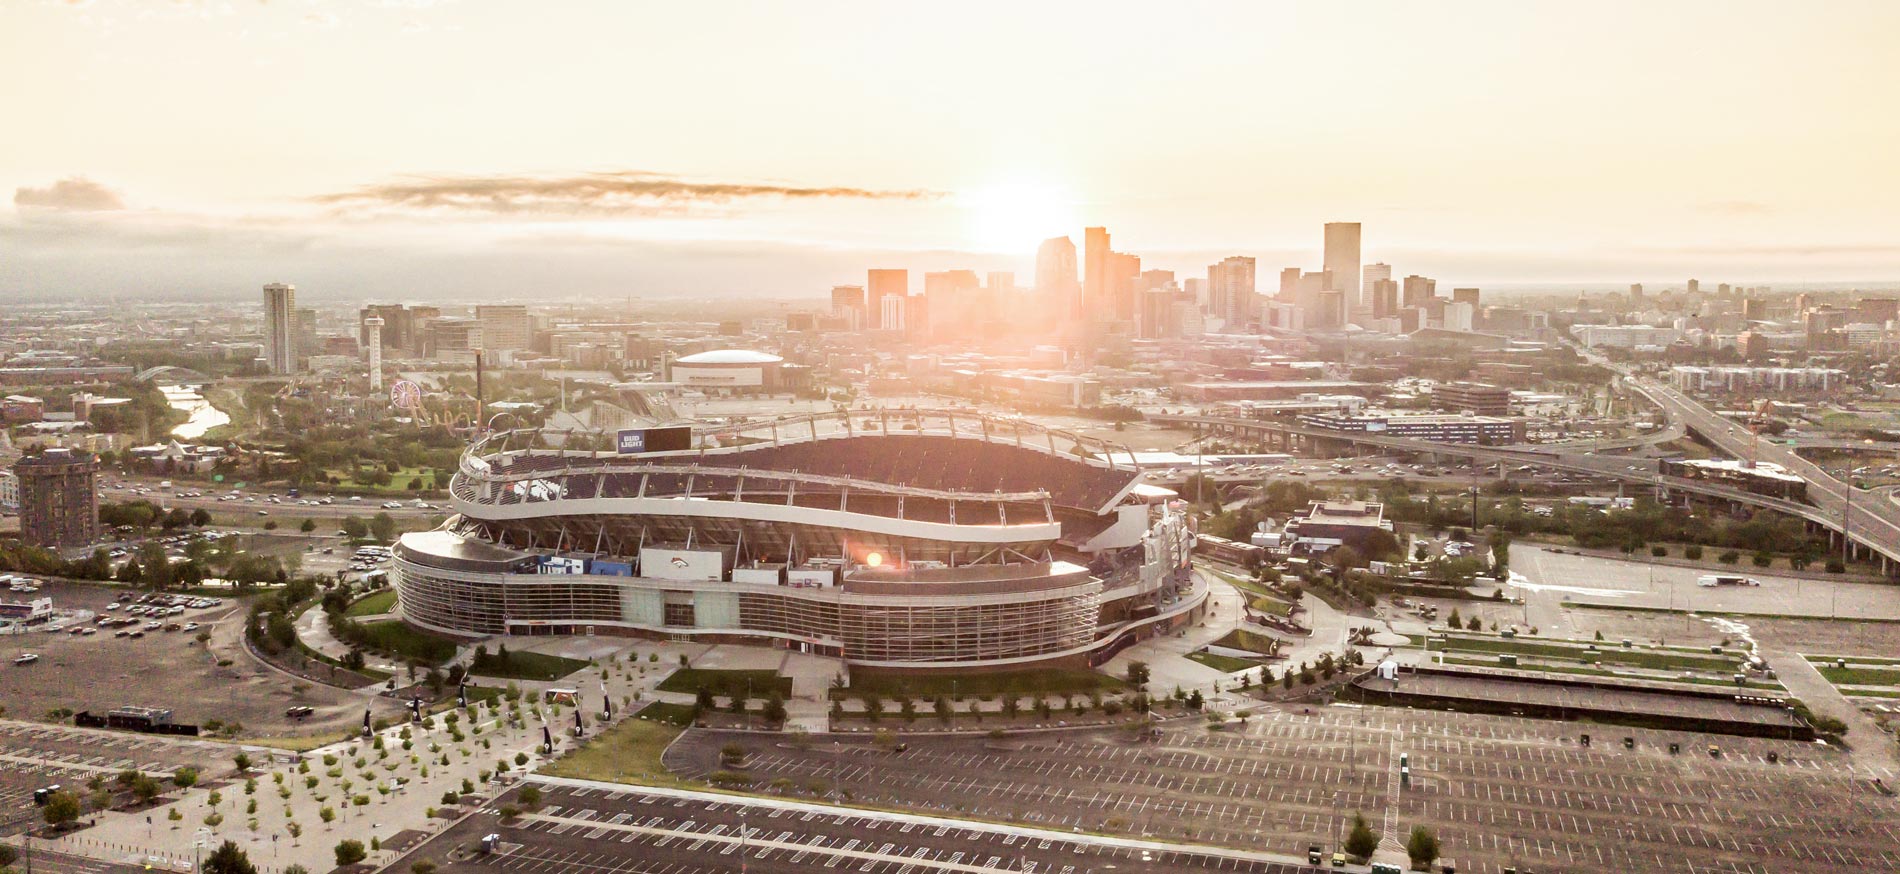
(475, 304), (531, 351)
(262, 282), (297, 374)
(1106, 251), (1141, 322)
(1208, 256), (1257, 328)
(1035, 236), (1079, 320)
(1369, 278), (1400, 319)
(1361, 262), (1392, 312)
(1083, 227), (1111, 316)
(986, 272), (1015, 292)
(1451, 287), (1481, 307)
(1402, 275), (1437, 307)
(1323, 222), (1362, 313)
(866, 269), (908, 330)
(1279, 267), (1301, 298)
(15, 448), (98, 549)
(363, 316), (385, 391)
(830, 285), (867, 330)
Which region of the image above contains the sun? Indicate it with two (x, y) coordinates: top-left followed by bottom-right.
(961, 179), (1076, 253)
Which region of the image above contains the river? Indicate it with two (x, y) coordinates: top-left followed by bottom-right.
(162, 384), (231, 441)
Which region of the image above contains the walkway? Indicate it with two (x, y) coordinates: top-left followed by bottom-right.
(1767, 647), (1899, 772)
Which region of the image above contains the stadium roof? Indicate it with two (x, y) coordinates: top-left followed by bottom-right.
(675, 349), (783, 365)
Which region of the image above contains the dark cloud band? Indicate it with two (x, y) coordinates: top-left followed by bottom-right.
(313, 170), (937, 216)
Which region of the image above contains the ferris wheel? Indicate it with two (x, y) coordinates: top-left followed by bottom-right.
(389, 379), (424, 415)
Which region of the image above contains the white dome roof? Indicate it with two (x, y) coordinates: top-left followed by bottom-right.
(675, 349), (783, 365)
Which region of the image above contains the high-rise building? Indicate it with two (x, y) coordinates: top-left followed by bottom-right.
(1401, 275), (1437, 307)
(475, 304), (532, 352)
(830, 285), (866, 330)
(1361, 263), (1392, 317)
(363, 316), (385, 392)
(1369, 278), (1400, 319)
(1034, 237), (1079, 322)
(1208, 256), (1257, 328)
(1083, 227), (1111, 317)
(1687, 278), (1701, 294)
(924, 270), (981, 338)
(866, 269), (907, 330)
(262, 282), (297, 374)
(879, 294), (907, 332)
(360, 304), (416, 352)
(15, 448), (98, 549)
(1451, 287), (1481, 307)
(1854, 297), (1899, 325)
(1629, 283), (1645, 306)
(1323, 222), (1362, 313)
(1279, 267), (1301, 298)
(986, 272), (1015, 292)
(295, 308), (318, 359)
(1742, 298), (1769, 322)
(1106, 251), (1141, 322)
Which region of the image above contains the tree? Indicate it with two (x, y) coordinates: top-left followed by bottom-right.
(370, 512), (398, 543)
(41, 790), (81, 830)
(190, 508), (212, 527)
(517, 786), (542, 809)
(341, 516), (369, 540)
(1126, 660), (1151, 688)
(173, 767), (199, 788)
(301, 518), (317, 533)
(1345, 813), (1379, 860)
(203, 840), (259, 874)
(334, 839), (367, 867)
(1406, 825), (1441, 867)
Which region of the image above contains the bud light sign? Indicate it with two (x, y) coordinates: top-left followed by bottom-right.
(615, 425), (692, 455)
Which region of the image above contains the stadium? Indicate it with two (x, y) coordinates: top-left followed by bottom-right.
(392, 409), (1205, 670)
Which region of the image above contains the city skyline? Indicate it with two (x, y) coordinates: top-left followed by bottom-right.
(6, 0), (1900, 301)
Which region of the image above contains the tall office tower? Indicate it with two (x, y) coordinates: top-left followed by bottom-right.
(475, 304), (532, 352)
(1083, 227), (1111, 315)
(879, 294), (907, 332)
(1034, 236), (1079, 321)
(1361, 263), (1392, 316)
(295, 308), (318, 357)
(15, 448), (98, 549)
(830, 285), (866, 330)
(1401, 275), (1437, 307)
(1279, 267), (1301, 297)
(1183, 277), (1208, 308)
(1742, 297), (1769, 322)
(1451, 287), (1481, 307)
(1686, 278), (1701, 294)
(262, 282), (298, 374)
(363, 316), (385, 391)
(1208, 256), (1257, 327)
(1106, 251), (1141, 322)
(1629, 283), (1645, 306)
(1295, 270), (1332, 314)
(986, 272), (1015, 292)
(1323, 222), (1362, 312)
(1717, 283), (1731, 297)
(1369, 278), (1400, 318)
(866, 269), (907, 330)
(924, 270), (981, 337)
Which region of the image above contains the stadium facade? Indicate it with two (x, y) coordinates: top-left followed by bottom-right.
(393, 409), (1206, 671)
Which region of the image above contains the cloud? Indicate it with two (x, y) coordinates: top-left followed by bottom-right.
(313, 170), (939, 217)
(14, 177), (126, 212)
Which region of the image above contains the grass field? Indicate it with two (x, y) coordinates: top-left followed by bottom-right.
(469, 650), (591, 681)
(1432, 635), (1739, 673)
(637, 701), (700, 727)
(323, 466), (443, 494)
(834, 668), (1123, 700)
(1817, 666), (1900, 686)
(1187, 651), (1265, 673)
(1808, 654), (1900, 667)
(356, 619), (461, 665)
(1210, 628), (1281, 656)
(1438, 656), (1776, 689)
(657, 668), (794, 699)
(540, 715), (684, 786)
(345, 590), (398, 617)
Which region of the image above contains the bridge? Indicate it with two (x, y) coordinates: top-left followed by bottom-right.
(1150, 409), (1900, 574)
(134, 365), (212, 384)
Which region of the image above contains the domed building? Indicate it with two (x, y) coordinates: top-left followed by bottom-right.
(667, 349), (791, 395)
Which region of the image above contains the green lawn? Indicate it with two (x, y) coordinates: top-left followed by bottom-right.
(637, 701), (700, 727)
(1434, 635), (1738, 673)
(356, 620), (461, 665)
(1187, 651), (1266, 673)
(1818, 666), (1900, 687)
(323, 466), (444, 494)
(345, 590), (398, 617)
(1210, 629), (1281, 656)
(1807, 654), (1900, 667)
(657, 668), (793, 699)
(834, 668), (1122, 700)
(469, 650), (592, 681)
(540, 715), (684, 786)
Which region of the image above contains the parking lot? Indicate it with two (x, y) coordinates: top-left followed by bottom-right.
(667, 705), (1900, 874)
(0, 720), (226, 834)
(2, 577), (401, 740)
(413, 781), (1317, 874)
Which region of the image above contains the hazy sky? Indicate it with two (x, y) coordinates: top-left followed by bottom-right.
(5, 0), (1899, 301)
